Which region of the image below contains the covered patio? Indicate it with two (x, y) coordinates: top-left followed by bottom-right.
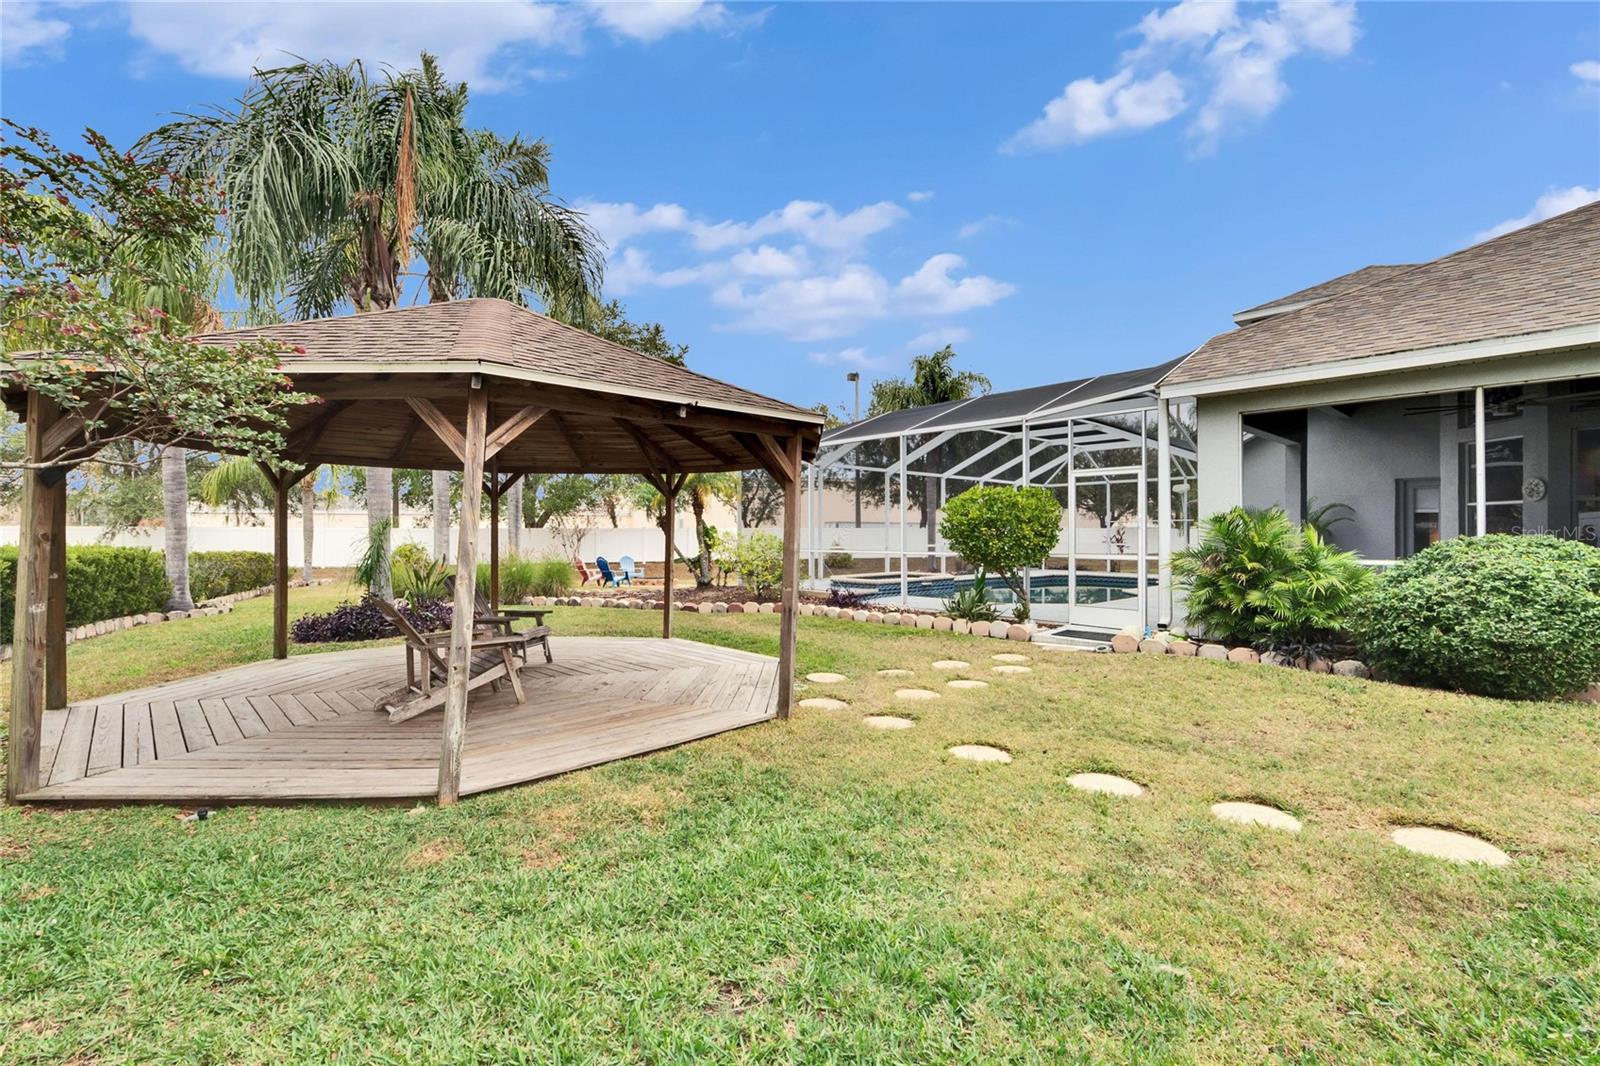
(7, 298), (822, 805)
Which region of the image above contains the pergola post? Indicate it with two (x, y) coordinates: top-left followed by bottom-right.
(777, 434), (802, 719)
(8, 391), (65, 801)
(488, 461), (501, 613)
(662, 474), (679, 639)
(45, 470), (67, 710)
(439, 383), (489, 805)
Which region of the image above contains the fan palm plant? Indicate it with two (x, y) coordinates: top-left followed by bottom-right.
(197, 456), (273, 525)
(141, 52), (605, 590)
(1171, 507), (1298, 646)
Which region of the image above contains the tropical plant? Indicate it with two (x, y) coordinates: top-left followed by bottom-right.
(353, 517), (393, 595)
(1245, 525), (1375, 657)
(300, 470), (317, 582)
(394, 554), (451, 603)
(1354, 535), (1600, 700)
(1304, 498), (1356, 538)
(197, 455), (273, 524)
(1173, 507), (1374, 653)
(730, 532), (784, 598)
(938, 486), (1060, 619)
(944, 575), (1001, 623)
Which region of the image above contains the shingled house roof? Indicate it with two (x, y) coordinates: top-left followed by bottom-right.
(192, 297), (820, 422)
(1165, 200), (1600, 388)
(1231, 263), (1418, 325)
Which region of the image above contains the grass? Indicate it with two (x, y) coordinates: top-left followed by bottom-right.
(2, 585), (1598, 1062)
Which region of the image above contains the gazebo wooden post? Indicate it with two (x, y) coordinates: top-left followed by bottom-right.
(487, 460), (501, 613)
(777, 434), (802, 720)
(260, 464), (310, 660)
(661, 473), (683, 639)
(440, 383), (489, 805)
(44, 468), (67, 710)
(8, 390), (65, 801)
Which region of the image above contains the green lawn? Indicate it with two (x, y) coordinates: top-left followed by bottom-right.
(2, 585), (1597, 1062)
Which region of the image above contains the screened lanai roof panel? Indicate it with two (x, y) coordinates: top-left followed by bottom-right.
(822, 355), (1187, 445)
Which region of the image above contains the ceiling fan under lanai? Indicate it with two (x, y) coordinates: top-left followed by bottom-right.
(1402, 382), (1600, 417)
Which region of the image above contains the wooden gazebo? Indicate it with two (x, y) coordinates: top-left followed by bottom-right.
(6, 299), (823, 804)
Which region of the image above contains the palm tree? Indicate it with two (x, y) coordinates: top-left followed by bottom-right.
(301, 469), (317, 582)
(365, 466), (394, 598)
(630, 473), (736, 586)
(197, 456), (273, 524)
(869, 346), (991, 565)
(140, 52), (605, 591)
(161, 449), (194, 611)
(505, 478), (524, 557)
(431, 470), (451, 563)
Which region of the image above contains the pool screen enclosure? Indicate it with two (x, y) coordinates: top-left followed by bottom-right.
(802, 357), (1198, 637)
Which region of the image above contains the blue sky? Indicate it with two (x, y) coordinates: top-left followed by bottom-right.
(3, 1), (1597, 415)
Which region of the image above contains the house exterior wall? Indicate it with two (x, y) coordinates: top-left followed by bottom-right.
(1182, 345), (1600, 550)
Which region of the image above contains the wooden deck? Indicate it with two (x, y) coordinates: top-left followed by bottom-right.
(18, 637), (778, 804)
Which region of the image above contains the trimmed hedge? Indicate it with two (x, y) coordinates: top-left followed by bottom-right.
(190, 551), (275, 602)
(1354, 534), (1600, 701)
(0, 545), (170, 642)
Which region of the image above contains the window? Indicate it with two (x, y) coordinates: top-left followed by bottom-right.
(1396, 478), (1440, 557)
(1577, 428), (1600, 546)
(1460, 437), (1523, 535)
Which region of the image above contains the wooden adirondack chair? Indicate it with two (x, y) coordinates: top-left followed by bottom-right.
(443, 575), (554, 664)
(574, 556), (595, 586)
(595, 556), (625, 586)
(374, 597), (527, 724)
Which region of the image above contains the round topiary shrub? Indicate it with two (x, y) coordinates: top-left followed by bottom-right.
(1353, 535), (1600, 700)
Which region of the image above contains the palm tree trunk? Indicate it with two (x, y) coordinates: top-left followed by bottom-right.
(691, 494), (714, 587)
(161, 446), (193, 611)
(365, 466), (393, 599)
(431, 470), (451, 563)
(506, 479), (523, 557)
(300, 471), (316, 583)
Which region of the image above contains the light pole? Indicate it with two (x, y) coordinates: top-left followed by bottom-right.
(847, 372), (862, 529)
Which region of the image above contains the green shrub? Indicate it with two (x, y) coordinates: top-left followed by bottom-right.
(190, 551), (274, 601)
(938, 486), (1060, 617)
(943, 576), (1000, 623)
(528, 557), (576, 597)
(395, 555), (450, 602)
(0, 545), (170, 641)
(475, 554), (540, 604)
(391, 542), (429, 576)
(1353, 534), (1600, 701)
(730, 532), (784, 598)
(823, 548), (854, 571)
(1172, 507), (1373, 653)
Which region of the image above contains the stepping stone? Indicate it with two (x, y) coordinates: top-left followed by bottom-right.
(1390, 826), (1511, 867)
(876, 669), (914, 677)
(946, 679), (989, 690)
(992, 664), (1032, 675)
(1210, 801), (1302, 833)
(797, 698), (849, 712)
(1068, 773), (1145, 797)
(992, 653), (1030, 663)
(931, 659), (970, 670)
(894, 688), (940, 701)
(949, 744), (1012, 763)
(862, 715), (915, 731)
(805, 672), (847, 683)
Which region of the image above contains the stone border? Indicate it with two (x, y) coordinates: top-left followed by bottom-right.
(529, 595), (1041, 644)
(1105, 630), (1374, 679)
(0, 578), (336, 663)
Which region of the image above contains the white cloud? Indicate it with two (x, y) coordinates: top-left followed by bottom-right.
(807, 347), (892, 370)
(729, 244), (811, 278)
(895, 254), (1017, 315)
(1, 1), (73, 63)
(586, 1), (728, 43)
(1004, 1), (1358, 154)
(94, 1), (748, 89)
(120, 1), (577, 88)
(1004, 68), (1186, 152)
(1475, 186), (1600, 242)
(905, 326), (972, 352)
(1573, 60), (1600, 84)
(957, 214), (1018, 239)
(1191, 1), (1358, 149)
(578, 197), (907, 253)
(713, 266), (893, 341)
(907, 189), (936, 202)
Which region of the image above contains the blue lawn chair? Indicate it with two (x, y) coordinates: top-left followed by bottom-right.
(595, 556), (626, 586)
(617, 555), (645, 583)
